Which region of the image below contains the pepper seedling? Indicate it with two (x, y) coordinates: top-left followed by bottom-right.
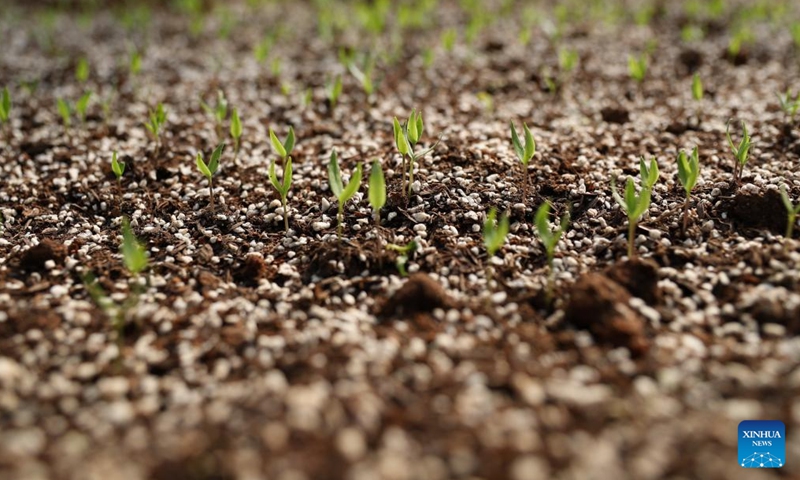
(393, 110), (438, 197)
(691, 73), (703, 124)
(56, 98), (72, 129)
(75, 57), (90, 83)
(628, 53), (647, 83)
(144, 103), (167, 149)
(269, 157), (293, 233)
(269, 126), (295, 160)
(677, 147), (700, 234)
(612, 176), (652, 258)
(483, 208), (509, 285)
(327, 75), (343, 112)
(776, 90), (799, 124)
(0, 87), (11, 140)
(111, 151), (125, 186)
(386, 240), (418, 277)
(328, 150), (363, 240)
(639, 156), (659, 190)
(201, 89), (228, 139)
(726, 120), (752, 187)
(368, 159), (386, 226)
(510, 121), (536, 200)
(196, 142), (225, 209)
(780, 185), (800, 240)
(230, 107), (242, 158)
(75, 91), (92, 126)
(535, 201), (570, 304)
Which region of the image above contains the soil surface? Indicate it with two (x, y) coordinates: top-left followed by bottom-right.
(2, 1), (800, 479)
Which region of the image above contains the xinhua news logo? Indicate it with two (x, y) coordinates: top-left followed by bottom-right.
(738, 420), (785, 468)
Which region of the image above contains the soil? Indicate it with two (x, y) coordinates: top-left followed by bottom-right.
(2, 1), (800, 480)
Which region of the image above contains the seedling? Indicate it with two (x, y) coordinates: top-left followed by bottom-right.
(0, 87), (10, 140)
(196, 143), (225, 208)
(393, 110), (438, 197)
(558, 48), (579, 74)
(676, 147), (700, 234)
(441, 28), (457, 52)
(230, 107), (242, 157)
(56, 98), (72, 129)
(725, 120), (752, 187)
(628, 54), (647, 83)
(510, 122), (536, 199)
(201, 90), (228, 139)
(368, 159), (386, 226)
(534, 201), (570, 304)
(386, 240), (418, 277)
(121, 217), (149, 275)
(111, 151), (125, 187)
(692, 73), (703, 102)
(327, 75), (343, 112)
(75, 91), (91, 125)
(75, 57), (90, 83)
(129, 49), (142, 76)
(269, 126), (295, 160)
(483, 208), (509, 258)
(328, 150), (363, 240)
(639, 157), (659, 190)
(780, 185), (800, 240)
(144, 103), (167, 148)
(269, 157), (293, 233)
(776, 90), (799, 124)
(612, 176), (652, 258)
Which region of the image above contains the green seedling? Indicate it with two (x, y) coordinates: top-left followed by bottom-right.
(393, 110), (437, 197)
(122, 217), (148, 275)
(612, 176), (652, 259)
(483, 208), (509, 258)
(692, 73), (703, 102)
(534, 201), (570, 304)
(368, 159), (386, 226)
(628, 54), (647, 83)
(441, 28), (457, 52)
(328, 150), (363, 240)
(726, 120), (752, 187)
(129, 49), (142, 76)
(111, 151), (125, 186)
(76, 57), (90, 82)
(386, 240), (418, 277)
(56, 98), (72, 129)
(639, 157), (659, 190)
(75, 91), (91, 125)
(780, 185), (800, 240)
(327, 75), (343, 112)
(269, 157), (293, 233)
(776, 90), (799, 123)
(201, 90), (228, 139)
(269, 126), (295, 160)
(196, 143), (225, 209)
(144, 103), (167, 148)
(0, 87), (10, 140)
(230, 107), (242, 157)
(558, 48), (579, 74)
(677, 147), (700, 234)
(510, 122), (536, 199)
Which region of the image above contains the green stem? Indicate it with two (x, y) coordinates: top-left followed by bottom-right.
(628, 220), (636, 258)
(337, 202), (343, 241)
(407, 154), (415, 197)
(787, 212), (796, 239)
(208, 178), (214, 208)
(682, 195), (690, 235)
(401, 154), (407, 196)
(546, 258), (555, 306)
(282, 196), (289, 233)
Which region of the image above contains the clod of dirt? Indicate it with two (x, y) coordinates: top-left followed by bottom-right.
(18, 239), (66, 273)
(726, 189), (787, 234)
(563, 274), (650, 356)
(379, 273), (455, 318)
(233, 255), (269, 286)
(600, 107), (629, 124)
(605, 258), (661, 305)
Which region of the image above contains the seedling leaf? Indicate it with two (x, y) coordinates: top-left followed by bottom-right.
(121, 217), (148, 275)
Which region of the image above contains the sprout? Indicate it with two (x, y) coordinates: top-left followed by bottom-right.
(328, 150), (363, 240)
(269, 157), (293, 233)
(144, 103), (167, 148)
(692, 73), (703, 102)
(776, 90), (799, 123)
(111, 151), (125, 185)
(327, 75), (343, 112)
(510, 122), (536, 199)
(122, 217), (148, 275)
(393, 111), (437, 197)
(639, 156), (659, 190)
(780, 185), (800, 240)
(726, 120), (752, 187)
(0, 87), (11, 140)
(612, 176), (652, 259)
(483, 208), (509, 258)
(534, 201), (570, 304)
(75, 91), (92, 125)
(347, 57), (375, 97)
(677, 147), (700, 234)
(230, 107), (242, 157)
(441, 28), (457, 51)
(56, 98), (72, 129)
(196, 142), (225, 209)
(201, 90), (228, 139)
(558, 48), (579, 74)
(129, 49), (142, 76)
(368, 159), (386, 226)
(386, 240), (418, 277)
(269, 126), (295, 160)
(75, 57), (90, 83)
(628, 54), (647, 83)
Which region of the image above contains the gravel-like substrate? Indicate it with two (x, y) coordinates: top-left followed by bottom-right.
(1, 1), (800, 479)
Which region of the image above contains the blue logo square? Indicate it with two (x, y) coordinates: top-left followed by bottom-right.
(738, 420), (785, 468)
